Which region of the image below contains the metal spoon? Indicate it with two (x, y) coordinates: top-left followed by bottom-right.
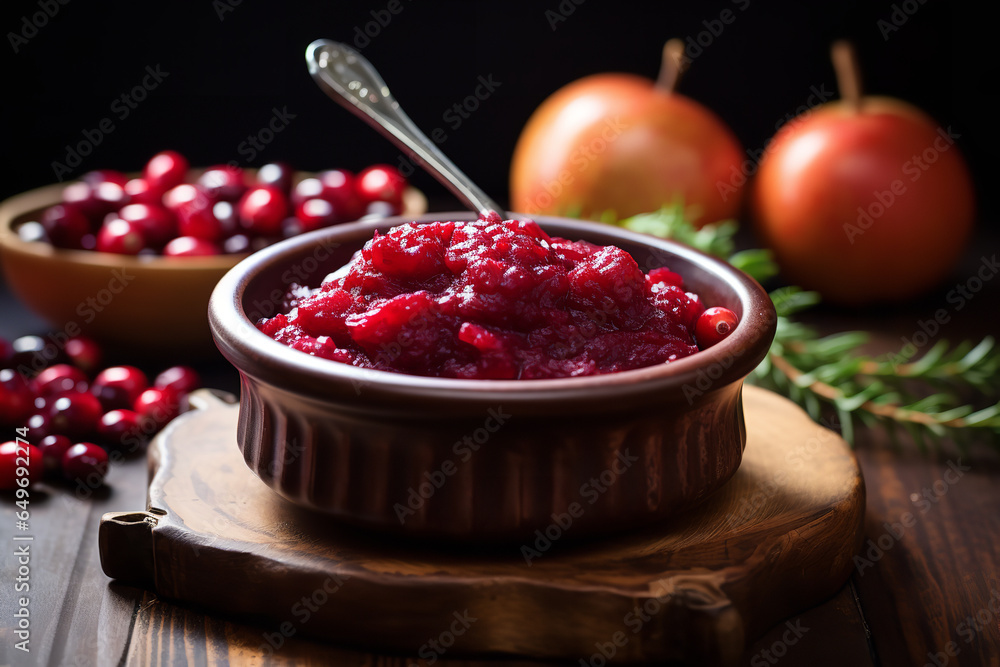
(305, 39), (505, 219)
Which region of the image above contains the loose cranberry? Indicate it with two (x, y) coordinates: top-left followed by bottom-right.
(40, 204), (91, 249)
(695, 307), (739, 349)
(295, 198), (340, 231)
(0, 441), (44, 490)
(144, 150), (189, 191)
(257, 162), (295, 195)
(124, 177), (165, 206)
(212, 201), (240, 237)
(37, 434), (73, 477)
(292, 171), (362, 222)
(61, 442), (109, 484)
(118, 203), (177, 248)
(134, 387), (180, 426)
(162, 183), (204, 212)
(238, 187), (289, 236)
(355, 165), (407, 207)
(10, 335), (62, 369)
(177, 198), (224, 242)
(48, 390), (103, 439)
(223, 234), (252, 254)
(163, 236), (220, 257)
(82, 169), (129, 187)
(91, 366), (148, 411)
(198, 165), (246, 202)
(25, 413), (52, 441)
(96, 218), (146, 255)
(154, 366), (200, 395)
(62, 181), (128, 222)
(0, 369), (34, 425)
(33, 364), (88, 396)
(0, 337), (12, 365)
(65, 336), (102, 373)
(98, 409), (146, 453)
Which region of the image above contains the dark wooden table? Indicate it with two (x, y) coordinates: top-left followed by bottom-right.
(2, 225), (998, 666)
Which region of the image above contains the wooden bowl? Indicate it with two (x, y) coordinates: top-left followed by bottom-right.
(0, 181), (426, 353)
(208, 213), (776, 542)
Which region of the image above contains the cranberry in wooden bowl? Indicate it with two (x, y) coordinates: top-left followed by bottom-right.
(208, 212), (776, 542)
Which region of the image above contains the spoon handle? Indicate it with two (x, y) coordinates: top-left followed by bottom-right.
(306, 39), (505, 219)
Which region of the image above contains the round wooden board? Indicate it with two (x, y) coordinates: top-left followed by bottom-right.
(99, 384), (864, 665)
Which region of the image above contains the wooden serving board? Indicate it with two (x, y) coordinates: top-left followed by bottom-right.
(99, 385), (865, 666)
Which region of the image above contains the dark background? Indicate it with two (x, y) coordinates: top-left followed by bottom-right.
(1, 0), (996, 221)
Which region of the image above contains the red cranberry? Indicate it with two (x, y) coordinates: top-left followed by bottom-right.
(61, 442), (109, 484)
(33, 364), (88, 396)
(319, 169), (364, 220)
(144, 150), (189, 191)
(223, 234), (252, 254)
(40, 204), (91, 249)
(82, 169), (129, 187)
(198, 165), (246, 202)
(65, 336), (102, 373)
(695, 307), (739, 349)
(257, 162), (295, 195)
(0, 441), (44, 490)
(124, 178), (165, 206)
(163, 236), (220, 257)
(118, 203), (177, 248)
(48, 390), (103, 438)
(91, 366), (148, 411)
(295, 198), (340, 231)
(177, 198), (224, 242)
(238, 187), (289, 236)
(0, 337), (12, 365)
(212, 201), (240, 237)
(37, 434), (73, 477)
(355, 165), (407, 207)
(63, 181), (128, 222)
(10, 335), (62, 369)
(153, 366), (200, 396)
(25, 413), (52, 441)
(98, 409), (146, 452)
(162, 183), (204, 212)
(0, 369), (34, 425)
(96, 218), (146, 255)
(134, 387), (180, 425)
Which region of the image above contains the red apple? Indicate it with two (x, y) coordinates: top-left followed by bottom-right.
(510, 40), (745, 226)
(752, 43), (975, 304)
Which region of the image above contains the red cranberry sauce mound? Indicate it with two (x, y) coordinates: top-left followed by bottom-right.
(257, 212), (719, 379)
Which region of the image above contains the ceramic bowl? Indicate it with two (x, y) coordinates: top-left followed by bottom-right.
(0, 181), (426, 353)
(208, 213), (776, 542)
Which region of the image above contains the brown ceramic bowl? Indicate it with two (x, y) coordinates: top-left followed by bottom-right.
(0, 180), (426, 352)
(208, 213), (776, 542)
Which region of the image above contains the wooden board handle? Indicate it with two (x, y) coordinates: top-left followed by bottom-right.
(99, 510), (160, 587)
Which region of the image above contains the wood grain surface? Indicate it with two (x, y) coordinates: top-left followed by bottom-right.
(96, 385), (864, 665)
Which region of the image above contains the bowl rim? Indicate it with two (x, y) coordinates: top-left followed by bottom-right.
(209, 212), (777, 406)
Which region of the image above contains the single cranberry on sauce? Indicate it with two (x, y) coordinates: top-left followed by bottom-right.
(98, 409), (146, 453)
(197, 165), (247, 202)
(144, 150), (189, 192)
(91, 366), (148, 411)
(61, 442), (109, 484)
(118, 203), (177, 248)
(0, 368), (34, 425)
(695, 307), (739, 348)
(238, 186), (289, 236)
(96, 218), (147, 255)
(64, 336), (102, 373)
(256, 162), (295, 195)
(47, 390), (103, 439)
(40, 204), (91, 249)
(163, 236), (219, 257)
(0, 441), (44, 490)
(355, 165), (407, 207)
(134, 387), (180, 426)
(37, 434), (74, 477)
(33, 364), (88, 396)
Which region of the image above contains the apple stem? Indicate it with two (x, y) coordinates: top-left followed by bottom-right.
(831, 40), (863, 111)
(656, 39), (688, 94)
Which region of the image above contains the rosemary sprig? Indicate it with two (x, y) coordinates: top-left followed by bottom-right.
(616, 205), (1000, 446)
